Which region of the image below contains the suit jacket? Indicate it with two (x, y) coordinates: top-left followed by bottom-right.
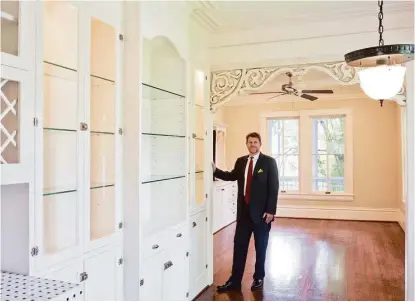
(214, 152), (279, 224)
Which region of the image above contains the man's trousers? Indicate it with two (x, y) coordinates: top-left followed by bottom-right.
(230, 202), (272, 283)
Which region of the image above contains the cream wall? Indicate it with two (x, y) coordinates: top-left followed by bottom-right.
(217, 98), (402, 210)
(213, 110), (226, 124)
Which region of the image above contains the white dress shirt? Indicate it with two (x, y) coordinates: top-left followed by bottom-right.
(244, 152), (260, 195)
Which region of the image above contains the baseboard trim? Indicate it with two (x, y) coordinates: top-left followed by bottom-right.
(213, 220), (236, 235)
(397, 209), (405, 231)
(276, 205), (399, 222)
(192, 285), (210, 301)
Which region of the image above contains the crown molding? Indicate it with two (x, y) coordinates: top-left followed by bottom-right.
(190, 2), (413, 34)
(188, 0), (222, 32)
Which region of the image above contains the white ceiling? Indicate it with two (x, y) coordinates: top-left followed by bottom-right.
(189, 0), (414, 33)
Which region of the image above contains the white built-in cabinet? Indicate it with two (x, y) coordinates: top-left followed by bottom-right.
(132, 36), (210, 300)
(189, 71), (209, 298)
(1, 1), (124, 300)
(2, 1), (212, 301)
(1, 0), (35, 186)
(136, 36), (190, 300)
(213, 182), (237, 233)
(212, 124), (237, 233)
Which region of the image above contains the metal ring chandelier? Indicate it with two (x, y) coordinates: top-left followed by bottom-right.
(344, 0), (414, 106)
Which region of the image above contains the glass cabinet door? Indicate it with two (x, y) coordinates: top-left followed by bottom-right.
(1, 0), (35, 70)
(193, 71), (206, 211)
(88, 17), (119, 250)
(36, 1), (82, 270)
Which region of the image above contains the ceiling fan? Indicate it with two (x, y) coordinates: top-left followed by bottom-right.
(249, 72), (334, 101)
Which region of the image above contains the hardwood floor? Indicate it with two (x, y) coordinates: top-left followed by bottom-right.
(197, 218), (405, 301)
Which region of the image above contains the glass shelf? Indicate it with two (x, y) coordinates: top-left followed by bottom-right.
(44, 127), (77, 132)
(141, 134), (186, 177)
(91, 74), (115, 83)
(142, 175), (185, 184)
(141, 176), (186, 237)
(142, 132), (185, 138)
(43, 187), (77, 196)
(187, 171), (204, 175)
(142, 83), (185, 99)
(142, 83), (186, 136)
(90, 183), (115, 190)
(91, 131), (115, 135)
(43, 60), (77, 73)
(43, 61), (78, 130)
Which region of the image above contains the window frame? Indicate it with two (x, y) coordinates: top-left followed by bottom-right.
(260, 108), (354, 202)
(266, 117), (301, 195)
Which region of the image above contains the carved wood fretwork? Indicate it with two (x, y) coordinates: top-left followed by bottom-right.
(210, 61), (363, 112)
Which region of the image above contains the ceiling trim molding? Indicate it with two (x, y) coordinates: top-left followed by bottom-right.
(188, 0), (221, 32)
(191, 2), (413, 34)
(210, 61), (361, 112)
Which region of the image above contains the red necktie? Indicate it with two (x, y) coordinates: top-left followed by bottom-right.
(245, 157), (253, 204)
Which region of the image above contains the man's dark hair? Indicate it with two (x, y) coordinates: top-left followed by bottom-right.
(246, 132), (262, 144)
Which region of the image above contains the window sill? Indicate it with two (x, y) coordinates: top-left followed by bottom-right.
(279, 193), (354, 202)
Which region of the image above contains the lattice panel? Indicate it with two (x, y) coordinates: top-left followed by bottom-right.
(0, 78), (19, 164)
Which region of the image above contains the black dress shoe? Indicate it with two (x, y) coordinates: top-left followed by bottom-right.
(251, 279), (264, 290)
(216, 280), (241, 293)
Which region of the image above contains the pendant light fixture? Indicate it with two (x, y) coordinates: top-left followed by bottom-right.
(344, 0), (414, 106)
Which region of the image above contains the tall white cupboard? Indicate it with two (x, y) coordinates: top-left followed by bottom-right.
(1, 1), (124, 300)
(1, 1), (211, 301)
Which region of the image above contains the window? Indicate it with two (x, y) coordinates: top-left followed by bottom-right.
(311, 116), (345, 193)
(262, 109), (353, 201)
(268, 118), (299, 192)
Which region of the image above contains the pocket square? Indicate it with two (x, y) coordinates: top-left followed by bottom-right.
(258, 169), (263, 173)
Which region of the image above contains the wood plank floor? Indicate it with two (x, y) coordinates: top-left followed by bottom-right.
(197, 218), (405, 301)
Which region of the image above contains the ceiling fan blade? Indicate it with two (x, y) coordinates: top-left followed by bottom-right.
(301, 89), (333, 94)
(250, 91), (284, 95)
(300, 94), (318, 101)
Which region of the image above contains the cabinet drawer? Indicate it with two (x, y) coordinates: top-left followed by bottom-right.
(142, 233), (166, 260)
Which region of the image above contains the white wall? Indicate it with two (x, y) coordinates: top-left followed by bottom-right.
(141, 1), (190, 60)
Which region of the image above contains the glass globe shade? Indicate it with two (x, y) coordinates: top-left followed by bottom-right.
(358, 65), (406, 100)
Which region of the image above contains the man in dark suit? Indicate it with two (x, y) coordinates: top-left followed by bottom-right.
(213, 132), (279, 292)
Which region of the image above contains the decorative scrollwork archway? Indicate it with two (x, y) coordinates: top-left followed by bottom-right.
(210, 61), (407, 112)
